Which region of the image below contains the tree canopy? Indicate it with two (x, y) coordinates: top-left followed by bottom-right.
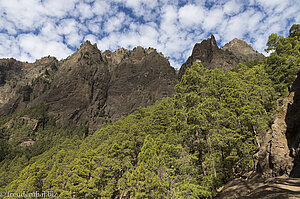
(0, 24), (299, 198)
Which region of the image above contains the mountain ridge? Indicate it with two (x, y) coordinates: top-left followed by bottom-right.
(0, 36), (264, 131)
(178, 35), (265, 79)
(0, 40), (178, 131)
(0, 25), (299, 198)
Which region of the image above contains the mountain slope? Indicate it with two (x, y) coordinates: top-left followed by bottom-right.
(1, 27), (299, 198)
(178, 35), (264, 79)
(221, 38), (264, 61)
(0, 36), (262, 131)
(0, 42), (177, 131)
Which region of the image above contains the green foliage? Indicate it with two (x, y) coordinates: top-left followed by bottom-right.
(173, 62), (275, 192)
(1, 59), (277, 197)
(16, 85), (33, 101)
(0, 24), (298, 198)
(16, 85), (32, 94)
(264, 24), (300, 96)
(289, 24), (300, 38)
(0, 105), (87, 192)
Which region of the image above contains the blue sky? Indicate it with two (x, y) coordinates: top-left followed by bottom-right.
(0, 0), (299, 69)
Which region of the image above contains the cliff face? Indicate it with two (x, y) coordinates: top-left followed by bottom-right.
(0, 57), (58, 110)
(255, 73), (300, 177)
(0, 36), (270, 131)
(287, 73), (300, 177)
(178, 35), (264, 79)
(217, 74), (300, 198)
(0, 42), (177, 131)
(254, 94), (294, 177)
(221, 38), (265, 61)
(103, 46), (177, 122)
(0, 56), (59, 115)
(29, 41), (111, 129)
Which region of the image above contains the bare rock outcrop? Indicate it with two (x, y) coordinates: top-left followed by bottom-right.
(221, 38), (265, 61)
(0, 57), (58, 110)
(254, 95), (294, 177)
(104, 46), (177, 121)
(0, 41), (177, 131)
(178, 35), (265, 80)
(255, 73), (300, 178)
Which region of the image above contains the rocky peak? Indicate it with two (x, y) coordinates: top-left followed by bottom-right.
(178, 35), (239, 79)
(103, 45), (177, 122)
(103, 46), (166, 73)
(0, 56), (59, 111)
(222, 38), (265, 61)
(178, 36), (265, 80)
(0, 42), (177, 131)
(79, 40), (97, 50)
(59, 40), (104, 75)
(78, 40), (103, 62)
(33, 56), (57, 64)
(102, 48), (129, 68)
(132, 46), (145, 60)
(210, 34), (218, 48)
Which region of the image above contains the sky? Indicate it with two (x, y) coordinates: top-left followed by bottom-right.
(0, 0), (299, 69)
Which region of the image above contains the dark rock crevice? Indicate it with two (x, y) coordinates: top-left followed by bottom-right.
(286, 73), (300, 177)
(254, 73), (300, 178)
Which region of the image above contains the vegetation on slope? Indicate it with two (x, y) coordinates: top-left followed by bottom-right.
(0, 24), (299, 198)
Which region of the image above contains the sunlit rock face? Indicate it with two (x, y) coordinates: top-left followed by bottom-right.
(178, 35), (264, 80)
(0, 41), (177, 131)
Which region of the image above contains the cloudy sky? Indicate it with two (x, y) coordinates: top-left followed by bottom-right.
(0, 0), (299, 69)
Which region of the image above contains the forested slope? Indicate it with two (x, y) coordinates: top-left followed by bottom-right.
(0, 24), (299, 198)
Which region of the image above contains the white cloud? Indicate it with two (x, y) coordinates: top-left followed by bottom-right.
(66, 32), (84, 47)
(75, 2), (94, 21)
(179, 4), (205, 27)
(203, 8), (224, 31)
(255, 0), (289, 11)
(125, 0), (159, 18)
(159, 5), (180, 47)
(104, 12), (127, 32)
(57, 19), (78, 35)
(247, 12), (263, 31)
(0, 20), (17, 35)
(87, 21), (102, 33)
(0, 0), (299, 68)
(138, 23), (159, 47)
(55, 18), (86, 47)
(42, 0), (77, 17)
(18, 34), (73, 61)
(253, 34), (269, 54)
(92, 0), (111, 16)
(98, 33), (119, 51)
(223, 0), (243, 15)
(40, 23), (62, 42)
(0, 0), (45, 31)
(0, 34), (20, 59)
(84, 34), (98, 44)
(221, 13), (248, 41)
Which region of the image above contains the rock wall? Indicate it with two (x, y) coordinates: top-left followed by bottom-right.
(0, 42), (177, 131)
(286, 73), (300, 177)
(178, 35), (264, 80)
(255, 73), (300, 177)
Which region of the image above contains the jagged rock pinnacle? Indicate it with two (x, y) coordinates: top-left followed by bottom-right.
(222, 38), (264, 60)
(178, 36), (265, 80)
(210, 34), (217, 48)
